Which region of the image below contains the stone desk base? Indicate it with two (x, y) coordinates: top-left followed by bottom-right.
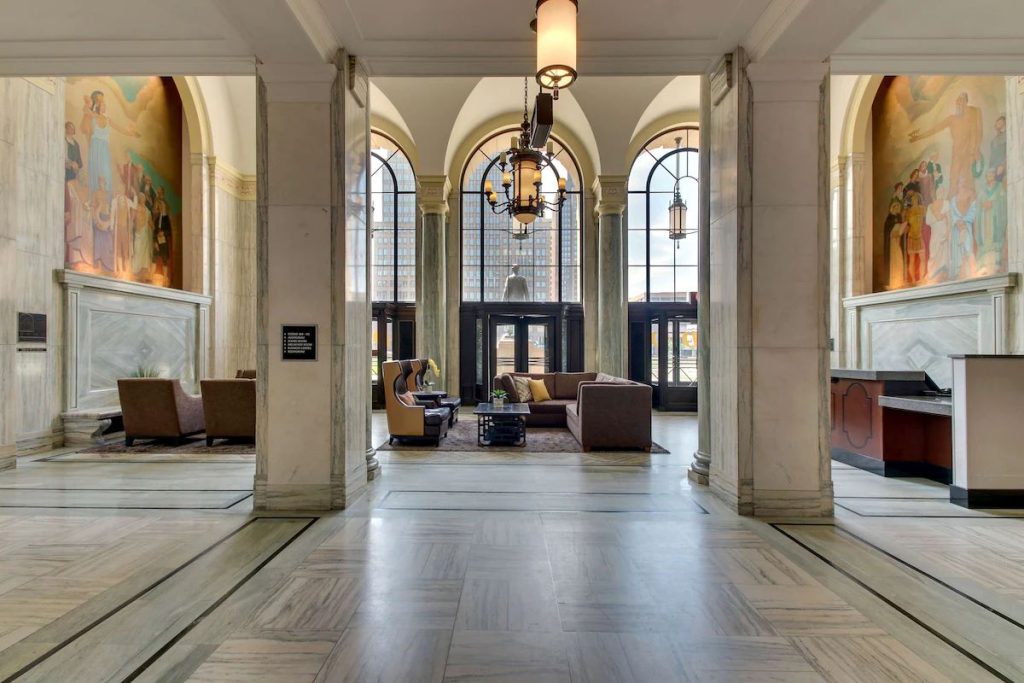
(62, 408), (124, 446)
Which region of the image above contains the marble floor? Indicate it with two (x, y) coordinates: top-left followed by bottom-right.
(0, 412), (1019, 681)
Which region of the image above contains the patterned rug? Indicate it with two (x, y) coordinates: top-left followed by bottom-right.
(44, 437), (255, 463)
(377, 419), (667, 454)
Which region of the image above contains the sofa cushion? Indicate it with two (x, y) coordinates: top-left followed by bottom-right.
(526, 399), (574, 415)
(498, 374), (520, 402)
(528, 378), (551, 402)
(554, 372), (597, 399)
(512, 372), (555, 398)
(595, 372), (633, 385)
(423, 408), (449, 426)
(511, 375), (533, 403)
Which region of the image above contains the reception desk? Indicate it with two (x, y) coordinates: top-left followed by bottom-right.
(830, 369), (952, 482)
(951, 355), (1024, 508)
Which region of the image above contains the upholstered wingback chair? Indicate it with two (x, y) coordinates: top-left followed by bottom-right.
(200, 379), (256, 446)
(408, 357), (462, 424)
(117, 378), (205, 446)
(382, 360), (450, 445)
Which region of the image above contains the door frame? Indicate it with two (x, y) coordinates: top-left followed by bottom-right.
(627, 302), (698, 412)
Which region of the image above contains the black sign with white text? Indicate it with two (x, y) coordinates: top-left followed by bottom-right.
(282, 325), (317, 361)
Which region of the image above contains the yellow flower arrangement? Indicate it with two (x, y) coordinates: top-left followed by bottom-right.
(427, 359), (441, 382)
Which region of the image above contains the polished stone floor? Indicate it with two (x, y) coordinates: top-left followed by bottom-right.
(0, 412), (1019, 681)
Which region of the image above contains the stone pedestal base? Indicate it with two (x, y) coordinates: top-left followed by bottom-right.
(366, 447), (380, 481)
(688, 449), (710, 486)
(61, 409), (124, 446)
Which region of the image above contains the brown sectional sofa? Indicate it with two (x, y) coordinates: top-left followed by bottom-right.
(493, 371), (652, 451)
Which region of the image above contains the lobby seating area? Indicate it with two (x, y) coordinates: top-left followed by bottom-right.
(117, 376), (256, 448)
(495, 371), (653, 451)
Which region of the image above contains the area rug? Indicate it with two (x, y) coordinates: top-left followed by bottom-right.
(43, 437), (255, 463)
(377, 419), (668, 454)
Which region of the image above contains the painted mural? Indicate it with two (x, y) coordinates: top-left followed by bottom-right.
(872, 76), (1007, 292)
(64, 77), (183, 288)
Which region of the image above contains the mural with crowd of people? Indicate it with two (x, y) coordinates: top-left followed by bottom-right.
(63, 76), (183, 288)
(872, 75), (1007, 292)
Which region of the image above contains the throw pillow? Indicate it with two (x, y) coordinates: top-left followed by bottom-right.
(528, 378), (551, 402)
(398, 391), (416, 406)
(500, 374), (519, 402)
(511, 375), (533, 403)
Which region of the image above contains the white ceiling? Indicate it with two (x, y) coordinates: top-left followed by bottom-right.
(833, 0), (1024, 73)
(320, 0), (775, 76)
(0, 0), (1021, 77)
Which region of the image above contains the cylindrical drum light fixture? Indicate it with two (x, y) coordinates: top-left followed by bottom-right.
(535, 0), (578, 90)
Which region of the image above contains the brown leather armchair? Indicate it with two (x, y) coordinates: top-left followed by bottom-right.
(200, 379), (256, 446)
(383, 360), (450, 445)
(409, 358), (462, 424)
(117, 378), (205, 446)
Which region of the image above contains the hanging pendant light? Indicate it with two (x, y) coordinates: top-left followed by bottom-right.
(534, 0), (578, 96)
(668, 136), (688, 247)
(487, 78), (569, 236)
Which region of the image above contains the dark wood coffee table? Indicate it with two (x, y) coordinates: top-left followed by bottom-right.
(474, 403), (530, 447)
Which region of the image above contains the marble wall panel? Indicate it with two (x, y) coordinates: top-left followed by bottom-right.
(212, 184), (257, 376)
(67, 283), (206, 409)
(852, 287), (1008, 389)
(0, 78), (65, 455)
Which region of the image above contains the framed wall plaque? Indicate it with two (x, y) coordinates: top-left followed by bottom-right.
(17, 312), (46, 343)
(282, 325), (318, 361)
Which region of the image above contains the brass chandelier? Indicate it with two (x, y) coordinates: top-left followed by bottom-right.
(485, 79), (569, 238)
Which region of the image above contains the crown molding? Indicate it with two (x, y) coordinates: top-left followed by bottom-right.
(0, 55), (256, 77)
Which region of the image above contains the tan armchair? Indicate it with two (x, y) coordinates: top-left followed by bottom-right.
(117, 378), (205, 446)
(383, 360), (450, 445)
(235, 369), (256, 379)
(200, 379), (256, 446)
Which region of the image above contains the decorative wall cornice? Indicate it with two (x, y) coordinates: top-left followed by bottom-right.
(213, 161), (257, 201)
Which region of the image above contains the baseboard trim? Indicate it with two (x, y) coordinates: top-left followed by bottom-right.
(253, 482), (334, 511)
(831, 449), (951, 484)
(950, 486), (1024, 509)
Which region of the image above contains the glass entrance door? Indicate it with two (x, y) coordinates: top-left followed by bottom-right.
(628, 307), (698, 411)
(489, 316), (555, 391)
(371, 304), (415, 408)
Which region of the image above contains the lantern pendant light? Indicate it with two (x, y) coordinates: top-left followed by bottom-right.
(668, 136), (688, 248)
(534, 0), (578, 98)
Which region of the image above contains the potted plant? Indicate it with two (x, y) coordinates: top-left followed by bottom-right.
(491, 388), (509, 408)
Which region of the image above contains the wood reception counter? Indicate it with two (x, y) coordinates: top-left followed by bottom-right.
(830, 369), (952, 483)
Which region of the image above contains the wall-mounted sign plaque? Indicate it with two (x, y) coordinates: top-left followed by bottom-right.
(282, 325), (317, 361)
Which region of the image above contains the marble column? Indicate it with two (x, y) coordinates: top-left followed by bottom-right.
(0, 137), (14, 471)
(707, 51), (833, 517)
(416, 175), (449, 387)
(593, 176), (628, 377)
(255, 53), (370, 510)
(689, 74), (713, 486)
(1006, 76), (1024, 354)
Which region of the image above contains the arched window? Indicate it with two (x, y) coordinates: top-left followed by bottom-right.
(627, 126), (700, 303)
(460, 131), (582, 303)
(371, 131), (416, 302)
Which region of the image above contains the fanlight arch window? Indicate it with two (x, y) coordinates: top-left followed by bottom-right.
(371, 131), (417, 303)
(627, 126), (700, 303)
(461, 130), (583, 303)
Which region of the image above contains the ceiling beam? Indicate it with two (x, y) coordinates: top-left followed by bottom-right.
(744, 0), (884, 63)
